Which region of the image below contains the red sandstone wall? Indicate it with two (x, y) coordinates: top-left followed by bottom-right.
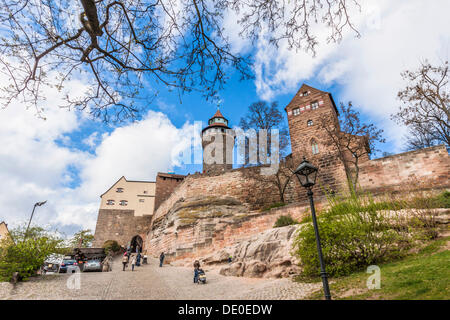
(151, 169), (282, 226)
(147, 202), (315, 260)
(359, 145), (450, 193)
(93, 209), (152, 249)
(154, 173), (185, 211)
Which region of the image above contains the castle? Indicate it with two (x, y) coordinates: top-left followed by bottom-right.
(93, 84), (450, 257)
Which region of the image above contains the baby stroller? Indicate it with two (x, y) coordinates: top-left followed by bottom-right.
(197, 269), (206, 284)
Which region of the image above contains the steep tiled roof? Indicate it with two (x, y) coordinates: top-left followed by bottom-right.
(203, 108), (230, 132)
(210, 108), (225, 120)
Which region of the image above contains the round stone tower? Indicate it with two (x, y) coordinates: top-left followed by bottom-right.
(202, 109), (235, 175)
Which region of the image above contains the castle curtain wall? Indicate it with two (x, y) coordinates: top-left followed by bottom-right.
(93, 209), (152, 248)
(358, 145), (450, 193)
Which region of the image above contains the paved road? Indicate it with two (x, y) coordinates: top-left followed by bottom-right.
(0, 258), (320, 300)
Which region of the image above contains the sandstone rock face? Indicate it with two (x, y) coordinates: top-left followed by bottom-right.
(147, 194), (307, 278)
(210, 225), (303, 278)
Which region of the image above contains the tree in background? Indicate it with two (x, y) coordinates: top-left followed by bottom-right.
(320, 102), (385, 192)
(239, 101), (290, 165)
(241, 156), (296, 204)
(392, 60), (449, 151)
(0, 0), (360, 122)
(0, 225), (66, 282)
(69, 229), (94, 248)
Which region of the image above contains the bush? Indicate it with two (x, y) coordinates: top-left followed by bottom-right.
(274, 214), (298, 228)
(293, 189), (442, 277)
(102, 240), (121, 255)
(0, 226), (66, 282)
(434, 191), (450, 208)
(293, 210), (410, 277)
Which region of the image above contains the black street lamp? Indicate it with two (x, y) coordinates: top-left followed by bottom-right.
(295, 157), (331, 300)
(24, 201), (47, 240)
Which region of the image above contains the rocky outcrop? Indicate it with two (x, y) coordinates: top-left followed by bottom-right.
(146, 194), (309, 278)
(206, 225), (302, 278)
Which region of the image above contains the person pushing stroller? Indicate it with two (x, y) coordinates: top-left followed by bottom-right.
(193, 260), (206, 284)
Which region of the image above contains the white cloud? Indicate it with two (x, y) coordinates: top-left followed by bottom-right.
(82, 132), (100, 149)
(77, 111), (195, 202)
(0, 93), (195, 235)
(243, 0), (450, 151)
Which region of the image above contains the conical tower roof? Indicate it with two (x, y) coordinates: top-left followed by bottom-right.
(202, 108), (230, 133)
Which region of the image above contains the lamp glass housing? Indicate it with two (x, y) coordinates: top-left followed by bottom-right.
(295, 158), (318, 188)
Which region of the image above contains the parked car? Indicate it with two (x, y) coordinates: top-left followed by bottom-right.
(58, 258), (78, 273)
(42, 262), (59, 274)
(83, 259), (103, 272)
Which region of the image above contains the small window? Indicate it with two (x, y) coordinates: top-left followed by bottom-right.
(119, 200), (128, 206)
(139, 199), (145, 203)
(116, 188), (124, 193)
(293, 108), (300, 116)
(302, 91), (309, 96)
(311, 140), (319, 155)
(307, 120), (313, 127)
(106, 199), (115, 205)
(311, 101), (319, 110)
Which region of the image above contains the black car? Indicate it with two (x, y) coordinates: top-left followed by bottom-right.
(58, 259), (78, 273)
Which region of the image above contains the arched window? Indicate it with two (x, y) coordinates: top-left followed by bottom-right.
(311, 139), (319, 155)
(307, 120), (313, 127)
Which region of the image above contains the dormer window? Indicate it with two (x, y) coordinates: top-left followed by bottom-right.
(106, 200), (115, 205)
(293, 108), (300, 116)
(311, 101), (319, 110)
(116, 188), (124, 193)
(307, 120), (313, 127)
(119, 200), (128, 206)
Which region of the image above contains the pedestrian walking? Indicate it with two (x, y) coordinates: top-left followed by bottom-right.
(159, 252), (165, 267)
(136, 252), (141, 266)
(122, 254), (128, 271)
(131, 255), (136, 271)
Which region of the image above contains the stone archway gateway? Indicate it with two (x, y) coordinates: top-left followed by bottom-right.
(130, 235), (143, 253)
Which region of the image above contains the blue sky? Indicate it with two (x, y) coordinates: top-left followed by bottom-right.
(0, 0), (449, 236)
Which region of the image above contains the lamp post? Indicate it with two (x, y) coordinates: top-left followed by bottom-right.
(24, 201), (47, 239)
(294, 157), (331, 300)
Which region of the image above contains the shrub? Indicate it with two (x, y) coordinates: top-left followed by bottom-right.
(293, 188), (442, 277)
(274, 214), (298, 228)
(0, 226), (66, 282)
(434, 191), (450, 208)
(102, 240), (121, 255)
(293, 210), (410, 277)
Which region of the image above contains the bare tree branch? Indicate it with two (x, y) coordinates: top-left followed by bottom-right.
(392, 60), (450, 150)
(0, 0), (360, 122)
